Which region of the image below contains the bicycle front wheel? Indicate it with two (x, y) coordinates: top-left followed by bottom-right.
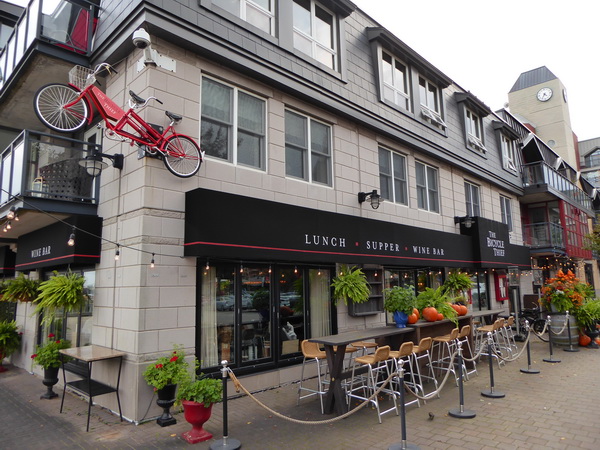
(34, 84), (88, 132)
(163, 135), (203, 178)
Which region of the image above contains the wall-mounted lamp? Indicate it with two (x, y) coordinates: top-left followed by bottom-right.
(454, 215), (474, 229)
(358, 190), (382, 209)
(79, 150), (124, 177)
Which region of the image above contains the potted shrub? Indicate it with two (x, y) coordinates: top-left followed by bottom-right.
(574, 299), (600, 348)
(34, 271), (86, 325)
(176, 359), (223, 444)
(331, 265), (370, 305)
(442, 272), (472, 309)
(31, 333), (72, 398)
(2, 273), (40, 303)
(383, 285), (417, 328)
(0, 320), (21, 373)
(143, 345), (189, 426)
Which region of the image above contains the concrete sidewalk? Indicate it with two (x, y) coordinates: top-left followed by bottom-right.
(1, 338), (599, 449)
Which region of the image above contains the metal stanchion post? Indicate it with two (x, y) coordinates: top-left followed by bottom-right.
(389, 359), (420, 450)
(481, 332), (505, 398)
(543, 315), (561, 363)
(520, 320), (540, 374)
(563, 311), (579, 353)
(448, 341), (476, 419)
(210, 361), (241, 450)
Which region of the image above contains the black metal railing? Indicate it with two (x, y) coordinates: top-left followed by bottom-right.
(0, 130), (100, 205)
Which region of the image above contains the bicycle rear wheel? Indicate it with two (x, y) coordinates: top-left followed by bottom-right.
(532, 319), (548, 342)
(34, 83), (88, 133)
(163, 135), (202, 178)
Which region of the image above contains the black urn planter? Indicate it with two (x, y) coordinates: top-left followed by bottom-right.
(585, 328), (599, 349)
(156, 384), (177, 426)
(41, 366), (60, 399)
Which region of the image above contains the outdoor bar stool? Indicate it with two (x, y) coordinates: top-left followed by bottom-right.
(502, 316), (518, 353)
(297, 340), (328, 414)
(350, 340), (378, 356)
(431, 327), (460, 381)
(412, 337), (440, 400)
(457, 325), (477, 380)
(346, 345), (399, 423)
(475, 319), (505, 368)
(388, 341), (420, 409)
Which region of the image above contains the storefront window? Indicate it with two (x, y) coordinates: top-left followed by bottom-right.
(278, 267), (302, 356)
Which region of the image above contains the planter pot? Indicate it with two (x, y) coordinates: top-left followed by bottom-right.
(41, 366), (59, 399)
(549, 313), (578, 347)
(156, 384), (177, 427)
(0, 351), (6, 373)
(392, 311), (408, 328)
(181, 401), (213, 444)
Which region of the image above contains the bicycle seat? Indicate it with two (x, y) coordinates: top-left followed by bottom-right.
(129, 90), (146, 105)
(165, 111), (182, 123)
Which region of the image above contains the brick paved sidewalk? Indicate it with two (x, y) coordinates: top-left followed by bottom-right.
(1, 339), (599, 449)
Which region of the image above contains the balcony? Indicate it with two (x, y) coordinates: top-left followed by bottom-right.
(523, 222), (565, 251)
(522, 162), (593, 214)
(0, 130), (100, 224)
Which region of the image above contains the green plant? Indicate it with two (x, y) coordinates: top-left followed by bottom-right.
(34, 272), (86, 325)
(540, 270), (592, 314)
(176, 359), (222, 406)
(574, 299), (600, 331)
(251, 289), (270, 310)
(331, 265), (371, 305)
(383, 285), (416, 315)
(31, 333), (71, 368)
(442, 272), (472, 301)
(416, 287), (458, 325)
(143, 345), (190, 390)
(0, 320), (21, 358)
(1, 274), (40, 303)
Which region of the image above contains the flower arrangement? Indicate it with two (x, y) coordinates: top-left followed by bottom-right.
(31, 333), (72, 369)
(539, 270), (594, 314)
(143, 346), (189, 391)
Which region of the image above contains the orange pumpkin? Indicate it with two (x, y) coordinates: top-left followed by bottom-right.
(422, 307), (438, 322)
(407, 313), (418, 324)
(451, 304), (461, 314)
(579, 334), (592, 347)
(413, 308), (420, 320)
(459, 305), (468, 316)
(437, 313), (444, 321)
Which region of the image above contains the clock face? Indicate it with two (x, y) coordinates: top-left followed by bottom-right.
(537, 87), (553, 102)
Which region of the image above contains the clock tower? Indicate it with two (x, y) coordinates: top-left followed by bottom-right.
(507, 66), (577, 167)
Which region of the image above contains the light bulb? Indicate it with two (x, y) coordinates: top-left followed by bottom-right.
(115, 246), (120, 261)
(150, 253), (155, 269)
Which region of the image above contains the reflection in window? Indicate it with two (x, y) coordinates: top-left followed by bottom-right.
(201, 77), (266, 169)
(293, 0), (337, 69)
(419, 77), (446, 128)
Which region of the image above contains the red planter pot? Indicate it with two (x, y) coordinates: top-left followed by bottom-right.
(181, 401), (213, 444)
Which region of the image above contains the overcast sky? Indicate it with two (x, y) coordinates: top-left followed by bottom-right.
(352, 0), (600, 142)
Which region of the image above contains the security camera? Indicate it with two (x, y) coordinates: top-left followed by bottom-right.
(132, 28), (151, 49)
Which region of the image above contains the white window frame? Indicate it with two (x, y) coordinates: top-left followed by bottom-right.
(379, 147), (408, 205)
(500, 195), (513, 231)
(415, 161), (439, 213)
(500, 133), (517, 172)
(419, 76), (446, 128)
(464, 181), (480, 217)
(285, 109), (332, 186)
(292, 0), (337, 70)
(213, 0), (275, 35)
(466, 108), (486, 153)
(200, 77), (267, 170)
(381, 49), (410, 111)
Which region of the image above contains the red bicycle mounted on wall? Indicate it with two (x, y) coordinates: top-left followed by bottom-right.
(33, 63), (204, 178)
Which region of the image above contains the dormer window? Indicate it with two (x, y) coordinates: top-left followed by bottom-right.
(455, 92), (490, 155)
(419, 76), (446, 128)
(212, 0), (275, 35)
(381, 51), (410, 111)
(492, 120), (521, 173)
(293, 0), (337, 70)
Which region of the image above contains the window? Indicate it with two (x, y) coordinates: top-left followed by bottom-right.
(381, 51), (410, 111)
(500, 134), (517, 171)
(465, 182), (480, 217)
(213, 0), (275, 35)
(201, 77), (266, 170)
(419, 76), (446, 128)
(465, 108), (486, 153)
(415, 161), (439, 213)
(584, 149), (600, 168)
(500, 195), (512, 231)
(285, 110), (332, 185)
(379, 147), (408, 205)
(293, 0), (337, 69)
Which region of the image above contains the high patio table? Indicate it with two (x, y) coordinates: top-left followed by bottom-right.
(309, 326), (413, 414)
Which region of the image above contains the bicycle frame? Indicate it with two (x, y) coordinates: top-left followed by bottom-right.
(66, 83), (175, 153)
